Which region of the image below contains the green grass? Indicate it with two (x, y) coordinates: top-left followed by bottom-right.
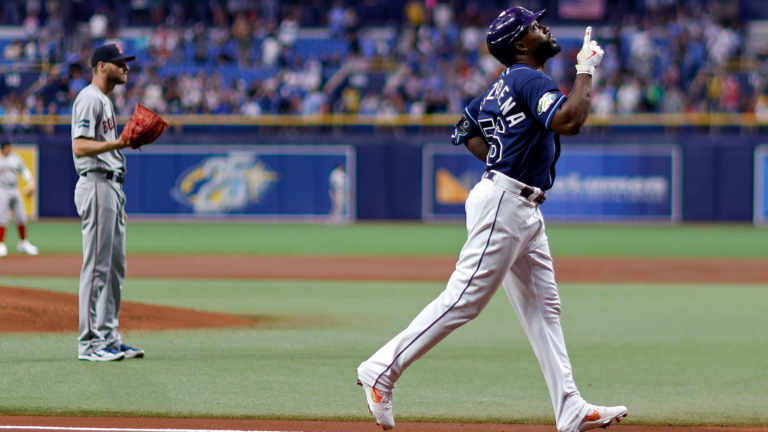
(0, 276), (766, 426)
(13, 220), (768, 257)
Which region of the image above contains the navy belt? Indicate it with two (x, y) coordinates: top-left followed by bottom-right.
(82, 171), (125, 184)
(482, 171), (546, 205)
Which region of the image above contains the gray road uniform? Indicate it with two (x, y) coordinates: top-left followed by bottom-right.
(72, 83), (127, 356)
(0, 153), (33, 227)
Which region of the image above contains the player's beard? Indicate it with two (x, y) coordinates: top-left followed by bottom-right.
(112, 72), (128, 85)
(109, 68), (128, 85)
(532, 41), (562, 64)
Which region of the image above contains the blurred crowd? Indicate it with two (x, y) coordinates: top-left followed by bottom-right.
(2, 0), (768, 131)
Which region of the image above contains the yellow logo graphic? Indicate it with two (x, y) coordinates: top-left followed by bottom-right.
(371, 387), (384, 403)
(15, 145), (38, 220)
(172, 152), (279, 213)
(584, 409), (601, 422)
(435, 168), (474, 205)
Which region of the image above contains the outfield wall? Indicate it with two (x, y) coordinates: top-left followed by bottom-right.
(27, 133), (763, 222)
(424, 144), (682, 222)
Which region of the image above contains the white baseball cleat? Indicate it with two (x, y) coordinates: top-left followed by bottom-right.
(358, 379), (395, 430)
(16, 240), (39, 256)
(578, 405), (628, 431)
(0, 242), (6, 257)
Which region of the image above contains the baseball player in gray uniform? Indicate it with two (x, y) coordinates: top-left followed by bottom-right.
(72, 44), (144, 362)
(0, 141), (39, 257)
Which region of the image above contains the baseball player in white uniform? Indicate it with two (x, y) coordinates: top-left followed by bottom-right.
(357, 9), (627, 432)
(328, 164), (347, 225)
(0, 141), (39, 257)
(72, 44), (144, 362)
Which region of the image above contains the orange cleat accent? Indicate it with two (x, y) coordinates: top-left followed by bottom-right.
(584, 409), (601, 422)
(371, 387), (384, 403)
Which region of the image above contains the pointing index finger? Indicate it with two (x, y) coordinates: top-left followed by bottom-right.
(583, 26), (592, 50)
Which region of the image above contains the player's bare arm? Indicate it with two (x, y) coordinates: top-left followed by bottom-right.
(465, 137), (489, 162)
(72, 137), (129, 157)
(549, 74), (592, 136)
(506, 23), (603, 136)
(549, 27), (603, 136)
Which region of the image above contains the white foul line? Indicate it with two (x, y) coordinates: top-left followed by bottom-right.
(0, 427), (298, 432)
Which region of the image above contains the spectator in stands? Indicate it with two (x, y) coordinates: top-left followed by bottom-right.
(39, 101), (57, 135)
(617, 76), (643, 114)
(163, 77), (182, 114)
(359, 91), (380, 116)
(231, 12), (251, 66)
(23, 13), (40, 38)
(328, 2), (346, 38)
(3, 40), (22, 60)
(660, 84), (685, 113)
(278, 12), (299, 47)
(68, 66), (87, 96)
(104, 29), (124, 48)
(0, 0), (759, 120)
(23, 39), (37, 61)
(143, 74), (166, 112)
(261, 32), (280, 67)
(593, 83), (617, 115)
(719, 74), (740, 112)
(89, 7), (109, 43)
(241, 95), (262, 116)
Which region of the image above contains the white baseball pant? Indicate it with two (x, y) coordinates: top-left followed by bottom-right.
(0, 187), (28, 226)
(358, 172), (589, 432)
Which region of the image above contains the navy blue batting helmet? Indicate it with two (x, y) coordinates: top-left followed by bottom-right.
(486, 7), (546, 67)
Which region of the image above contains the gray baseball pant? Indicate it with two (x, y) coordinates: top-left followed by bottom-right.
(74, 174), (126, 355)
(0, 186), (28, 226)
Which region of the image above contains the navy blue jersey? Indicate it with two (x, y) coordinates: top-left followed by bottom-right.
(468, 65), (566, 190)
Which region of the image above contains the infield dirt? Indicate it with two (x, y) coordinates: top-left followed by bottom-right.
(0, 254), (766, 283)
(0, 284), (255, 333)
(0, 415), (765, 432)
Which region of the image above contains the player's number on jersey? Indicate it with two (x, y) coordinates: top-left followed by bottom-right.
(478, 118), (499, 165)
(480, 80), (528, 166)
(479, 113), (526, 166)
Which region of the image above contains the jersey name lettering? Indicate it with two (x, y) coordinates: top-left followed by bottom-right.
(506, 112), (526, 128)
(499, 96), (516, 116)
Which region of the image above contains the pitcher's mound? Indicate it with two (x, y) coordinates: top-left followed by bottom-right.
(0, 285), (255, 333)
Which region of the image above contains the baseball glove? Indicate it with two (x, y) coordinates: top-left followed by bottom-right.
(120, 103), (170, 149)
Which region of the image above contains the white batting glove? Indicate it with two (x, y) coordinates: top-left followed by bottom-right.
(575, 26), (604, 75)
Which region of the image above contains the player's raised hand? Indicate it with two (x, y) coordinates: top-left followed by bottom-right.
(576, 26), (604, 75)
(582, 26), (591, 50)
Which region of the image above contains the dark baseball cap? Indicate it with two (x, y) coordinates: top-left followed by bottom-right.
(90, 44), (135, 68)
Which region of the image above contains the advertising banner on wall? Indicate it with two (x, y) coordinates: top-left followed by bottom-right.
(755, 145), (768, 225)
(124, 145), (355, 220)
(14, 144), (38, 221)
(423, 144), (681, 222)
